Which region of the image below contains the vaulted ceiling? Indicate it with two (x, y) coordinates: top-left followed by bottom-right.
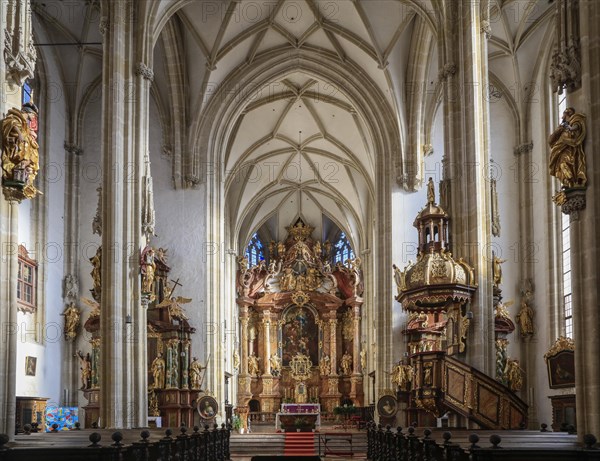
(31, 0), (556, 252)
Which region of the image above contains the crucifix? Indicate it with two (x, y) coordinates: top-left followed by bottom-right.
(168, 277), (183, 298)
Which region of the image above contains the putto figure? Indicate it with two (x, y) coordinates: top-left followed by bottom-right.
(549, 107), (587, 189)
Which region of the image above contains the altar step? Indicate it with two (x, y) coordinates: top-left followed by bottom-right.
(284, 432), (316, 456)
(230, 433), (286, 456)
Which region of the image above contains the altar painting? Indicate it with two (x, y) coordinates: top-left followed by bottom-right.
(282, 306), (318, 366)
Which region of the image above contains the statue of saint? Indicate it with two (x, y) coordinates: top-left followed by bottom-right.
(151, 353), (166, 389)
(269, 354), (281, 376)
(549, 107), (587, 188)
(140, 246), (156, 296)
(360, 348), (367, 373)
(89, 246), (102, 300)
(320, 354), (331, 376)
(516, 298), (534, 337)
(1, 101), (40, 198)
(189, 357), (204, 390)
(248, 354), (260, 376)
(341, 351), (352, 375)
(427, 177), (435, 204)
(76, 350), (91, 389)
(62, 302), (81, 342)
(492, 253), (506, 288)
(504, 359), (523, 391)
(233, 349), (240, 371)
(280, 267), (296, 291)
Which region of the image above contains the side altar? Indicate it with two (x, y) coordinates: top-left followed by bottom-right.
(81, 245), (204, 428)
(235, 218), (365, 414)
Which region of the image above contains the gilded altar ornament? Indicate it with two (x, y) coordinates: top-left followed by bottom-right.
(391, 362), (414, 391)
(76, 350), (92, 389)
(1, 100), (40, 200)
(548, 107), (587, 189)
(289, 353), (313, 382)
(155, 292), (191, 321)
(62, 302), (81, 342)
(148, 389), (160, 416)
(504, 358), (523, 391)
(544, 336), (575, 360)
(189, 357), (204, 390)
(151, 353), (166, 389)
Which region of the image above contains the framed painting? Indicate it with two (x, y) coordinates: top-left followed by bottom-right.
(377, 395), (397, 417)
(545, 336), (575, 389)
(547, 350), (575, 389)
(25, 356), (37, 376)
(197, 395), (218, 420)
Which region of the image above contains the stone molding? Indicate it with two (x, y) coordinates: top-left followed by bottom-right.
(135, 63), (154, 82)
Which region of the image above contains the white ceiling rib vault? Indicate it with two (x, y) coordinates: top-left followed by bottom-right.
(31, 0), (555, 252)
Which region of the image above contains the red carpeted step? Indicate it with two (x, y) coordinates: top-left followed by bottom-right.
(283, 432), (316, 456)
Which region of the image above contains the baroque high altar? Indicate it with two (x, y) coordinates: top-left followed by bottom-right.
(236, 218), (364, 413)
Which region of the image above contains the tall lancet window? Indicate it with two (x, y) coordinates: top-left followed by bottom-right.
(333, 232), (354, 264)
(556, 93), (573, 338)
(22, 80), (32, 104)
(246, 233), (264, 267)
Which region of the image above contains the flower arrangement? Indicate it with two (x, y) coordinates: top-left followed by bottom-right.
(294, 417), (308, 428)
(231, 415), (242, 431)
(333, 404), (358, 416)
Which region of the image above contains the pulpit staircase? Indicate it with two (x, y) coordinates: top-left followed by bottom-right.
(408, 352), (528, 430)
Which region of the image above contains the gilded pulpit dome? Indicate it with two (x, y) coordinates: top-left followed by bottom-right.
(393, 178), (476, 310)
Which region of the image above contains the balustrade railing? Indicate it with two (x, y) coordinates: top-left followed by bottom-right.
(0, 424), (232, 461)
(366, 422), (600, 461)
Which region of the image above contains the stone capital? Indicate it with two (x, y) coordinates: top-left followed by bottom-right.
(64, 142), (84, 156)
(438, 63), (457, 81)
(513, 142), (533, 156)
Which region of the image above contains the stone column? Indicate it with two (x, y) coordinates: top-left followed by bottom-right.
(239, 307), (250, 376)
(99, 0), (148, 428)
(62, 143), (83, 407)
(0, 0), (35, 438)
(439, 0), (494, 375)
(328, 315), (338, 375)
(0, 199), (19, 438)
(262, 311), (271, 375)
(350, 303), (362, 374)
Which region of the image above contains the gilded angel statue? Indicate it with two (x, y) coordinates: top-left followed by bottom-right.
(155, 292), (192, 321)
